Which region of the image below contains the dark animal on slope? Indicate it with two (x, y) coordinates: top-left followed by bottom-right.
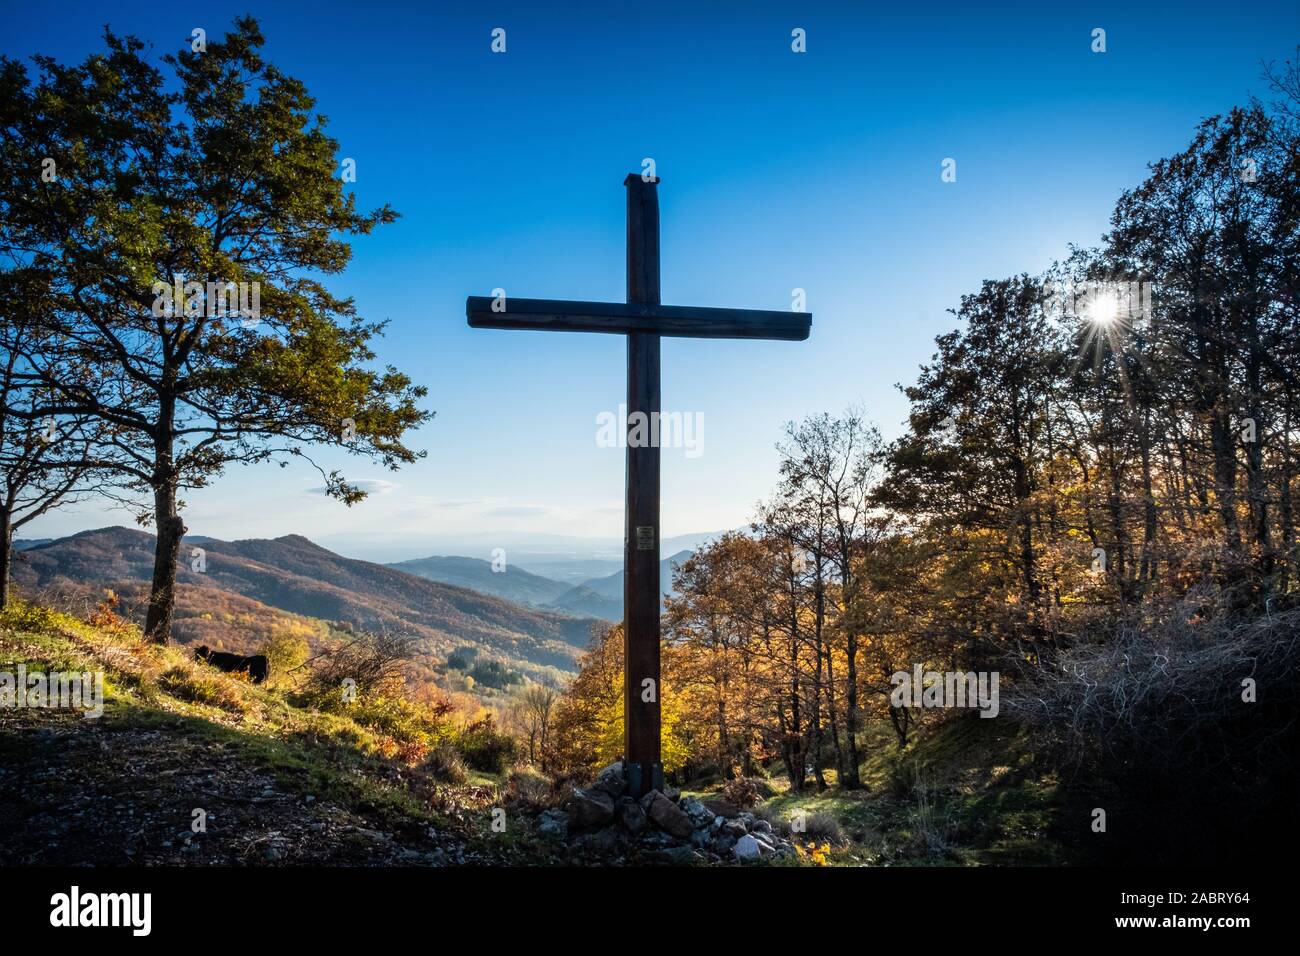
(194, 645), (270, 684)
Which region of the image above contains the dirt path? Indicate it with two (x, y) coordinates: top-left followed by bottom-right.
(0, 709), (488, 866)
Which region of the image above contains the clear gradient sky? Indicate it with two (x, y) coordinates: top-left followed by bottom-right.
(3, 1), (1297, 560)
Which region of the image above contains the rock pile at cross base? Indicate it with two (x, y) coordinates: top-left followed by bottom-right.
(535, 763), (797, 865)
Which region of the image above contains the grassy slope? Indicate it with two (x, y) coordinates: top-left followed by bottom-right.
(697, 717), (1071, 867)
(1, 602), (1072, 867)
(14, 527), (592, 686)
(0, 602), (547, 866)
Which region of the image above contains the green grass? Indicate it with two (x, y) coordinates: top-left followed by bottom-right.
(692, 716), (1067, 867)
(0, 599), (544, 864)
(0, 599), (1071, 867)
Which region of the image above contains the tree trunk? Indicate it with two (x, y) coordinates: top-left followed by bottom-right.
(1210, 405), (1243, 559)
(888, 702), (911, 750)
(1138, 406), (1158, 592)
(787, 629), (804, 791)
(1243, 316), (1271, 583)
(1280, 416), (1294, 594)
(823, 647), (843, 781)
(841, 628), (862, 789)
(143, 463), (187, 644)
(715, 684), (729, 778)
(810, 574), (829, 791)
(1244, 402), (1271, 580)
(0, 507), (12, 611)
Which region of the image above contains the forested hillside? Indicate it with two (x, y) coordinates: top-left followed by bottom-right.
(389, 554), (573, 606)
(13, 527), (599, 688)
(545, 62), (1300, 865)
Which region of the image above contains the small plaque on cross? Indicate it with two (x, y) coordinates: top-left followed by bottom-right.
(635, 526), (655, 551)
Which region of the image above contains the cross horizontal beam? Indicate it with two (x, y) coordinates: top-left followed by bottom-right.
(466, 296), (811, 341)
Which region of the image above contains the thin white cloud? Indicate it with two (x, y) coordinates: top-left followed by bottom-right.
(306, 478), (400, 496)
(483, 505), (550, 518)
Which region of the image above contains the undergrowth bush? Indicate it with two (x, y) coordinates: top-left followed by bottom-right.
(158, 664), (247, 713)
(457, 715), (518, 773)
(721, 777), (761, 809)
(260, 630), (310, 690)
(0, 598), (66, 634)
(86, 591), (137, 640)
(425, 739), (468, 784)
(301, 630), (409, 706)
(1005, 595), (1300, 863)
(337, 694), (454, 757)
(504, 766), (557, 809)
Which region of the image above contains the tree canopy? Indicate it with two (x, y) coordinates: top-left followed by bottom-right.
(0, 18), (431, 640)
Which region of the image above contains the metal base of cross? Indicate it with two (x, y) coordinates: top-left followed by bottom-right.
(624, 759), (664, 799)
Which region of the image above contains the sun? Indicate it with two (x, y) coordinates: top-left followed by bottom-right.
(1084, 289), (1121, 326)
(1072, 284), (1145, 401)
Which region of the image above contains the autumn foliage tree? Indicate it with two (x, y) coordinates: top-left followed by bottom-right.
(551, 622), (691, 778)
(550, 59), (1300, 822)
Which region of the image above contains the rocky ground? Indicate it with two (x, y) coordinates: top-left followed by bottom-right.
(533, 762), (797, 865)
(0, 610), (800, 867)
(2, 604), (1063, 868)
(0, 711), (500, 866)
(0, 709), (793, 867)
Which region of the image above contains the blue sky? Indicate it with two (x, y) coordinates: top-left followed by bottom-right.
(4, 0), (1297, 560)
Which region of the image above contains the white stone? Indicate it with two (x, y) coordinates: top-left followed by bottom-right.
(734, 834), (763, 860)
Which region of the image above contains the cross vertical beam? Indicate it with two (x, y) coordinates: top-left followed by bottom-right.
(623, 174), (663, 797)
(465, 175), (810, 797)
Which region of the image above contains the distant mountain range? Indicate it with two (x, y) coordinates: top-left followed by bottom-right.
(388, 550), (692, 621)
(13, 538), (53, 550)
(10, 526), (702, 692)
(10, 527), (604, 686)
(388, 555), (572, 606)
(310, 529), (724, 569)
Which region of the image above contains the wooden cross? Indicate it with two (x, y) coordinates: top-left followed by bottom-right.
(466, 175), (811, 797)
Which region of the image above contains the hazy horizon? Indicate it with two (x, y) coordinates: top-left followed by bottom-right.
(15, 523), (726, 568)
